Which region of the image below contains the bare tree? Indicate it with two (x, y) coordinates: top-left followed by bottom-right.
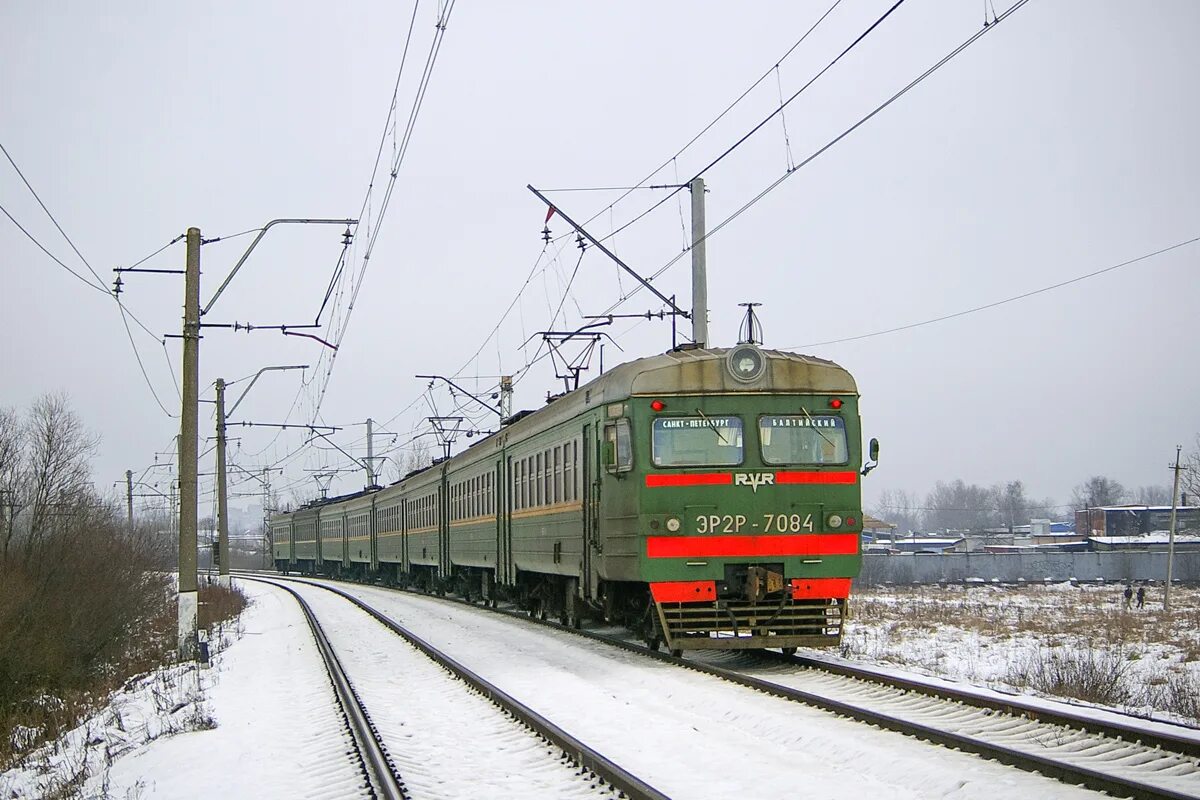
(1134, 485), (1173, 505)
(21, 394), (99, 563)
(0, 406), (23, 560)
(1183, 435), (1200, 506)
(993, 480), (1030, 532)
(869, 488), (923, 534)
(400, 439), (434, 477)
(925, 480), (995, 533)
(1071, 475), (1127, 510)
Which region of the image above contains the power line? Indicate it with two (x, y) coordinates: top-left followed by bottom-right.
(609, 0), (1033, 316)
(441, 4), (850, 399)
(0, 201), (109, 295)
(572, 0), (848, 244)
(795, 233), (1200, 349)
(116, 299), (177, 418)
(1, 140), (109, 291)
(604, 0), (907, 243)
(1, 189), (182, 416)
(304, 0), (457, 427)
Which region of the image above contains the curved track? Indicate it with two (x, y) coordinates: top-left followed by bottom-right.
(245, 571), (1200, 800)
(253, 577), (408, 800)
(243, 575), (669, 800)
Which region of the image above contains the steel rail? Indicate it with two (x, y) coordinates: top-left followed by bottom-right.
(240, 570), (1200, 800)
(243, 574), (670, 800)
(778, 649), (1200, 759)
(244, 576), (407, 800)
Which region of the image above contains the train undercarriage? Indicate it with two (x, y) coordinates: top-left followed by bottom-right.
(274, 558), (847, 656)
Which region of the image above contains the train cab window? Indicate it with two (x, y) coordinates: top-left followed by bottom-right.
(604, 419), (633, 474)
(759, 415), (849, 465)
(652, 416), (743, 467)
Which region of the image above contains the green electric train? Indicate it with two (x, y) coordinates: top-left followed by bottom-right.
(271, 343), (879, 654)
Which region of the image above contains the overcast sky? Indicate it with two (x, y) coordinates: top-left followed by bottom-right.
(2, 1), (1197, 520)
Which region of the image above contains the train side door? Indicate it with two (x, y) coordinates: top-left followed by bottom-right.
(500, 456), (513, 586)
(438, 471), (451, 581)
(400, 497), (409, 573)
(581, 425), (594, 599)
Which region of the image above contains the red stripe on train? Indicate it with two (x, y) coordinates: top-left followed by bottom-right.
(650, 581), (717, 603)
(645, 472), (733, 487)
(774, 471), (858, 484)
(646, 533), (859, 559)
(791, 577), (852, 599)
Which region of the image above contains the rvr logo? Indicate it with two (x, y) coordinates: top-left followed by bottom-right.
(734, 472), (775, 493)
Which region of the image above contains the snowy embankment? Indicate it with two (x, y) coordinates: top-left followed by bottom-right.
(0, 581), (367, 799)
(838, 581), (1200, 725)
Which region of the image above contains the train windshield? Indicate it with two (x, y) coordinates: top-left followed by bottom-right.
(652, 416), (743, 467)
(759, 415), (848, 465)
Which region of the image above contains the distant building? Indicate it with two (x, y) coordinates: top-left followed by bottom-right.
(1075, 505), (1200, 538)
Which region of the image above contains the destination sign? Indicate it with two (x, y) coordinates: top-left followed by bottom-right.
(657, 417), (741, 429)
(762, 416), (844, 429)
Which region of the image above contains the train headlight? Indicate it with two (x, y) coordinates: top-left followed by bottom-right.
(666, 516), (681, 532)
(827, 514), (843, 528)
(725, 344), (766, 383)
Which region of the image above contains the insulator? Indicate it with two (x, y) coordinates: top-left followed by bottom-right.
(576, 233), (587, 250)
(541, 225), (552, 243)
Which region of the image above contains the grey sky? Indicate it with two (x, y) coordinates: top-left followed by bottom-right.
(2, 1), (1197, 519)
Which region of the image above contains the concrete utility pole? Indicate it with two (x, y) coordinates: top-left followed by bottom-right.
(178, 227), (201, 657)
(262, 466), (272, 568)
(366, 417), (378, 488)
(1165, 445), (1183, 612)
(690, 177), (708, 349)
(499, 375), (513, 420)
(125, 470), (134, 530)
(214, 364), (306, 578)
(214, 378), (230, 588)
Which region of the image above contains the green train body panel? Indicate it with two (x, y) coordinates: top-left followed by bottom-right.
(270, 346), (867, 649)
(628, 394), (862, 586)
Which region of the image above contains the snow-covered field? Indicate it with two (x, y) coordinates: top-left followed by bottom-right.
(7, 577), (1196, 799)
(838, 581), (1200, 724)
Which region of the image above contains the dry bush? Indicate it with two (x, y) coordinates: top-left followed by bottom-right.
(0, 515), (176, 767)
(198, 581), (249, 637)
(1006, 642), (1137, 706)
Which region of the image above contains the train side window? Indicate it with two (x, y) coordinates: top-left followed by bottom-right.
(604, 419), (633, 474)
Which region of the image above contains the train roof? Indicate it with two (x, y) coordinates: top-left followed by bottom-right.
(273, 346), (857, 517)
(496, 345), (856, 442)
(594, 345), (856, 398)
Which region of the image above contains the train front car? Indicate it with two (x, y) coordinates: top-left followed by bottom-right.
(611, 345), (863, 654)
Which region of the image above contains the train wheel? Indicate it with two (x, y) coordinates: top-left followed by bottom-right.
(644, 636), (661, 651)
(670, 649), (683, 658)
(782, 647), (797, 656)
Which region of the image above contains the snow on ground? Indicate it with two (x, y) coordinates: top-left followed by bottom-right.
(291, 580), (624, 799)
(1, 581), (369, 800)
(9, 577), (1190, 799)
(310, 578), (1108, 800)
(836, 581), (1200, 725)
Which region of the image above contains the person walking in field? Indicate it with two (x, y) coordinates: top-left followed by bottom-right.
(1123, 585), (1133, 610)
(1136, 586), (1146, 609)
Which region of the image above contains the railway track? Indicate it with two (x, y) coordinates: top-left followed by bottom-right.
(243, 575), (668, 800)
(254, 577), (408, 800)
(245, 571), (1200, 800)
